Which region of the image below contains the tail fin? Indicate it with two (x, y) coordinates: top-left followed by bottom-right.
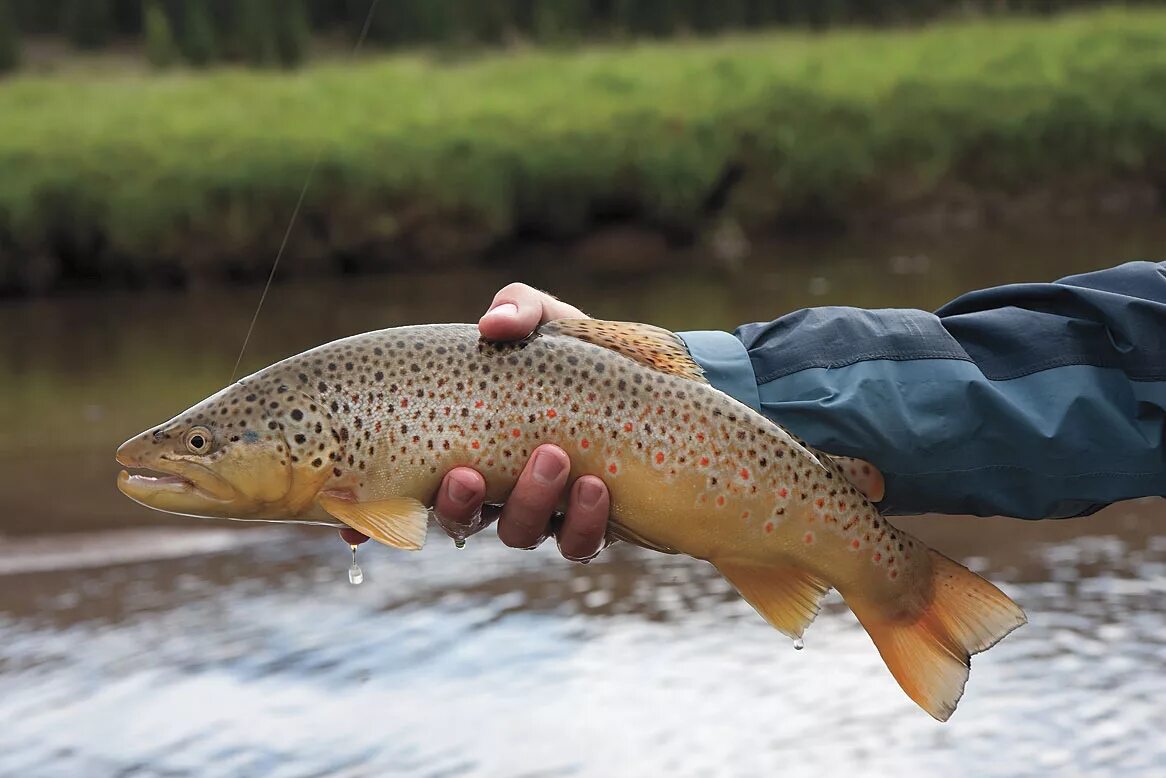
(851, 549), (1026, 721)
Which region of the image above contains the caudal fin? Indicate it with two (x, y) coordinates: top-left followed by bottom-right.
(851, 549), (1026, 721)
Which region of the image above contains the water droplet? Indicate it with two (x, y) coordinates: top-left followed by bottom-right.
(793, 637), (804, 651)
(347, 544), (363, 585)
(454, 538), (466, 549)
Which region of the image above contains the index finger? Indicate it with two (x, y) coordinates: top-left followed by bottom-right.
(478, 283), (588, 341)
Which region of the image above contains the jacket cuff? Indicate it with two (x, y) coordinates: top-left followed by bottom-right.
(677, 330), (762, 413)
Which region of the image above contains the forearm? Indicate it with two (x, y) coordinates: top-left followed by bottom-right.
(680, 261), (1166, 519)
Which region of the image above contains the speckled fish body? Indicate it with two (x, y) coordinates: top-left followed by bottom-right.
(117, 320), (1025, 720)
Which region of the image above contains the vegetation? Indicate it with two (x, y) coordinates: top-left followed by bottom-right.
(272, 0), (311, 69)
(178, 0), (216, 67)
(0, 0), (1159, 71)
(0, 0), (18, 73)
(143, 0), (177, 69)
(1, 8), (1165, 293)
(64, 0), (114, 50)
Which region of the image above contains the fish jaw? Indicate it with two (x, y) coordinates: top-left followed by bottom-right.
(116, 468), (239, 517)
(116, 436), (244, 517)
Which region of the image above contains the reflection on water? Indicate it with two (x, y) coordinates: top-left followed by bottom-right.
(1, 222), (1164, 776)
(0, 507), (1164, 777)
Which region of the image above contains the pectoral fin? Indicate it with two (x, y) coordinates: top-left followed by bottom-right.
(713, 560), (831, 639)
(317, 490), (429, 550)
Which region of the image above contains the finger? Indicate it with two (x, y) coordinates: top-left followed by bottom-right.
(432, 467), (488, 539)
(339, 527), (369, 546)
(497, 444), (571, 549)
(556, 475), (610, 562)
(479, 283), (588, 341)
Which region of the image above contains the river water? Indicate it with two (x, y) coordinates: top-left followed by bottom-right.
(1, 222), (1164, 777)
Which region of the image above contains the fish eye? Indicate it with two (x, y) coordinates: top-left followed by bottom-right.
(185, 427), (212, 455)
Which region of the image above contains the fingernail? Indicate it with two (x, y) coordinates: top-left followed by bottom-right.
(578, 479), (604, 510)
(531, 449), (565, 485)
(487, 302), (518, 317)
(446, 473), (477, 505)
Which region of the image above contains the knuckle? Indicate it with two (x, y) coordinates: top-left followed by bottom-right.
(496, 282), (534, 301)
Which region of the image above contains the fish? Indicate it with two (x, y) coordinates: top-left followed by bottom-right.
(115, 319), (1025, 720)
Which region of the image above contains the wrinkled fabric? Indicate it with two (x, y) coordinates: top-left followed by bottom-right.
(679, 261), (1166, 519)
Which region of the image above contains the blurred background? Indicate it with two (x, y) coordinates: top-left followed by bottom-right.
(1, 2), (1164, 776)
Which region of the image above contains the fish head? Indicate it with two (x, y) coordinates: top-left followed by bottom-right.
(116, 380), (338, 520)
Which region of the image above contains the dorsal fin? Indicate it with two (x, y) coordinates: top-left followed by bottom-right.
(540, 319), (707, 383)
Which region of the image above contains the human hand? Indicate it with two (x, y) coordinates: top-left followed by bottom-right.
(341, 283), (613, 561)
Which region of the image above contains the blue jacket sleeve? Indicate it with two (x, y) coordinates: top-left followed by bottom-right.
(678, 261), (1166, 519)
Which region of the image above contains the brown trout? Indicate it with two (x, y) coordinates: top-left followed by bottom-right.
(116, 320), (1025, 720)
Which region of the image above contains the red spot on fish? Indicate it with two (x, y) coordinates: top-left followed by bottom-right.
(779, 487), (788, 498)
(400, 399), (408, 408)
(696, 433), (705, 442)
(475, 400), (484, 408)
(815, 498), (825, 508)
(624, 423), (633, 432)
(588, 392), (597, 402)
(547, 409), (557, 418)
(608, 463), (618, 474)
(838, 500), (847, 510)
(655, 452), (665, 464)
(764, 521), (774, 533)
(742, 511), (750, 519)
(471, 440), (480, 449)
(873, 552), (882, 562)
(511, 428), (521, 438)
(739, 468), (750, 480)
(889, 569), (898, 579)
(374, 421), (382, 433)
(581, 438), (590, 449)
(716, 495), (725, 506)
(699, 456), (710, 466)
(851, 539), (861, 549)
(804, 532), (814, 544)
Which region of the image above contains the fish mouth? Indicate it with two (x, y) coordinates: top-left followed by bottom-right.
(116, 458), (239, 515)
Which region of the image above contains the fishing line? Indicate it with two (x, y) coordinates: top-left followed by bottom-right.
(230, 0), (383, 382)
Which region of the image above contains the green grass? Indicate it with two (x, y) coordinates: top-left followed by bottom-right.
(2, 7), (1166, 290)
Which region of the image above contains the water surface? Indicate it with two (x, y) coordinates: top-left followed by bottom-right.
(1, 223), (1163, 776)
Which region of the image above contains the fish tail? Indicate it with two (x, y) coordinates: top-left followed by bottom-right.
(850, 549), (1027, 722)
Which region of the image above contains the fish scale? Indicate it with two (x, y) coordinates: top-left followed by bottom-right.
(116, 318), (1026, 721)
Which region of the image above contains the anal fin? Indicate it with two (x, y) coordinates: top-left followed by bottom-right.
(713, 560), (831, 639)
(318, 490), (429, 550)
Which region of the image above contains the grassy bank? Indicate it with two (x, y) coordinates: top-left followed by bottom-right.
(2, 7), (1166, 293)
